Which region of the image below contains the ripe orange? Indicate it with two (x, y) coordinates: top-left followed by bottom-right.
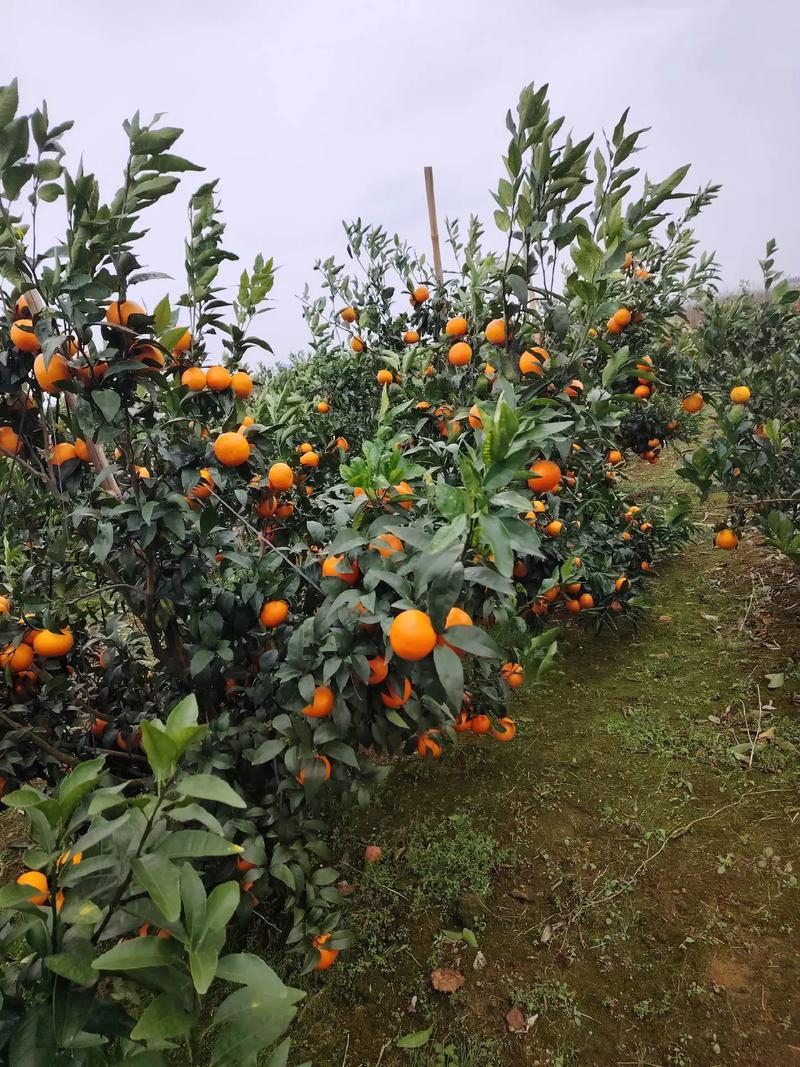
(470, 714), (491, 735)
(437, 607), (473, 655)
(579, 592), (594, 610)
(681, 393), (704, 414)
(34, 353), (70, 394)
(340, 307), (357, 323)
(187, 468), (214, 500)
(403, 330), (419, 344)
(303, 684), (335, 718)
(608, 450), (623, 465)
(416, 730), (442, 757)
(544, 519), (563, 537)
(131, 343), (166, 370)
(276, 502), (294, 518)
(484, 363), (496, 378)
(260, 600), (289, 627)
(527, 459), (562, 494)
(381, 677), (412, 708)
(16, 870), (48, 906)
(0, 642), (34, 672)
(206, 365), (232, 392)
(640, 561), (652, 572)
(351, 337), (365, 353)
(370, 532), (404, 559)
(715, 529), (738, 550)
(300, 451), (320, 468)
(519, 351), (543, 376)
(389, 609), (437, 660)
(254, 495), (277, 518)
(321, 555), (359, 585)
(445, 316), (468, 336)
(468, 404), (482, 430)
(412, 285), (429, 304)
(312, 932), (340, 971)
(391, 481), (415, 510)
(50, 442), (78, 466)
(268, 463), (294, 491)
(336, 437), (349, 451)
(73, 438), (90, 462)
(615, 575), (630, 592)
(14, 295), (30, 318)
(448, 342), (472, 367)
(214, 432), (251, 467)
(172, 328), (192, 355)
(367, 655), (389, 686)
(9, 319), (40, 353)
(613, 308), (632, 328)
(485, 318), (507, 345)
(633, 385), (651, 400)
(376, 369), (393, 384)
(298, 755), (332, 785)
(316, 401), (330, 413)
(730, 386), (751, 404)
(490, 717), (516, 742)
(501, 662), (524, 688)
(106, 300), (145, 326)
(181, 367), (206, 391)
(33, 628), (74, 657)
(0, 596), (8, 614)
(0, 427), (21, 455)
(610, 599), (624, 613)
(231, 371), (253, 397)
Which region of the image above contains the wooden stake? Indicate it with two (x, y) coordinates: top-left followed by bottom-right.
(424, 166), (444, 286)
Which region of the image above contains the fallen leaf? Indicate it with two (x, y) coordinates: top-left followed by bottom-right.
(659, 614), (673, 624)
(336, 880), (358, 895)
(540, 924), (553, 943)
(431, 967), (465, 993)
(757, 727), (776, 742)
(509, 887), (535, 902)
(472, 951), (487, 971)
(766, 673), (785, 689)
(701, 613), (719, 622)
(505, 1006), (538, 1033)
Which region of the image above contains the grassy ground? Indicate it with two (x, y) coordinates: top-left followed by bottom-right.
(273, 455), (800, 1067)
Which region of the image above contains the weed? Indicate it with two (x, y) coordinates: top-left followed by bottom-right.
(510, 980), (582, 1024)
(409, 1036), (505, 1067)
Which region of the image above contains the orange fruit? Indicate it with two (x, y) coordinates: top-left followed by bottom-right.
(16, 870), (48, 905)
(303, 684), (335, 718)
(172, 328), (192, 355)
(188, 468), (214, 499)
(518, 351), (543, 376)
(336, 437), (349, 451)
(544, 519), (563, 537)
(351, 337), (365, 353)
(606, 317), (622, 334)
(106, 300), (145, 326)
(579, 592), (594, 610)
(300, 451), (320, 468)
(437, 606), (472, 655)
(484, 318), (506, 345)
(260, 600), (289, 627)
(615, 576), (630, 592)
(50, 442), (78, 466)
(608, 450), (623, 465)
(468, 404), (482, 430)
(74, 439), (90, 462)
(214, 432), (251, 467)
(445, 316), (468, 336)
(254, 495), (277, 518)
(391, 481), (414, 510)
(367, 656), (389, 685)
(131, 343), (165, 370)
(340, 307), (357, 323)
(268, 463), (294, 491)
(484, 363), (496, 378)
(376, 369), (393, 384)
(0, 596), (8, 614)
(403, 330), (419, 344)
(298, 754), (332, 785)
(14, 295), (30, 318)
(501, 662), (524, 688)
(389, 609), (437, 661)
(715, 529), (738, 550)
(9, 319), (40, 353)
(206, 365), (232, 392)
(633, 385), (651, 400)
(381, 677), (412, 708)
(491, 717), (516, 742)
(613, 308), (632, 328)
(231, 371), (253, 397)
(730, 386), (751, 404)
(181, 367), (206, 391)
(412, 285), (429, 304)
(0, 642), (34, 672)
(681, 393), (704, 414)
(527, 459), (562, 494)
(316, 401), (330, 413)
(470, 714), (491, 735)
(34, 353), (70, 394)
(416, 730), (442, 757)
(448, 342), (472, 367)
(321, 555), (359, 585)
(276, 502), (294, 518)
(33, 628), (74, 657)
(312, 932), (340, 970)
(370, 532), (404, 559)
(0, 427), (21, 455)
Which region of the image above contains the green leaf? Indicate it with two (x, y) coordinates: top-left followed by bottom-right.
(131, 991), (196, 1041)
(247, 738), (287, 765)
(175, 773), (246, 809)
(155, 830), (242, 859)
(92, 522), (113, 564)
(439, 625), (499, 658)
(45, 942), (97, 986)
(93, 936), (181, 971)
(37, 182), (62, 202)
(190, 649), (215, 676)
(140, 721), (178, 785)
(92, 390), (121, 423)
(433, 643), (464, 711)
(396, 1026), (433, 1049)
(56, 755), (104, 819)
(131, 854), (182, 923)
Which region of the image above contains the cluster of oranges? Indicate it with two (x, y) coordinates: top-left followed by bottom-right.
(0, 597), (73, 697)
(180, 365), (253, 397)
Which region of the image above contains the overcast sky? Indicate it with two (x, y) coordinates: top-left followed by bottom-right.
(4, 0), (799, 365)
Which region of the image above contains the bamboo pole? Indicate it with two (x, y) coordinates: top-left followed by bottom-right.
(424, 166), (444, 286)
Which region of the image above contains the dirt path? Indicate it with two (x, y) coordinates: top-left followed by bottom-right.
(285, 462), (800, 1067)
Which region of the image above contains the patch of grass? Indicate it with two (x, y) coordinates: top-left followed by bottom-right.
(409, 1036), (505, 1067)
(404, 813), (506, 911)
(510, 979), (582, 1024)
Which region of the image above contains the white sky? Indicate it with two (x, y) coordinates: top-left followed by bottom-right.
(4, 0), (799, 365)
